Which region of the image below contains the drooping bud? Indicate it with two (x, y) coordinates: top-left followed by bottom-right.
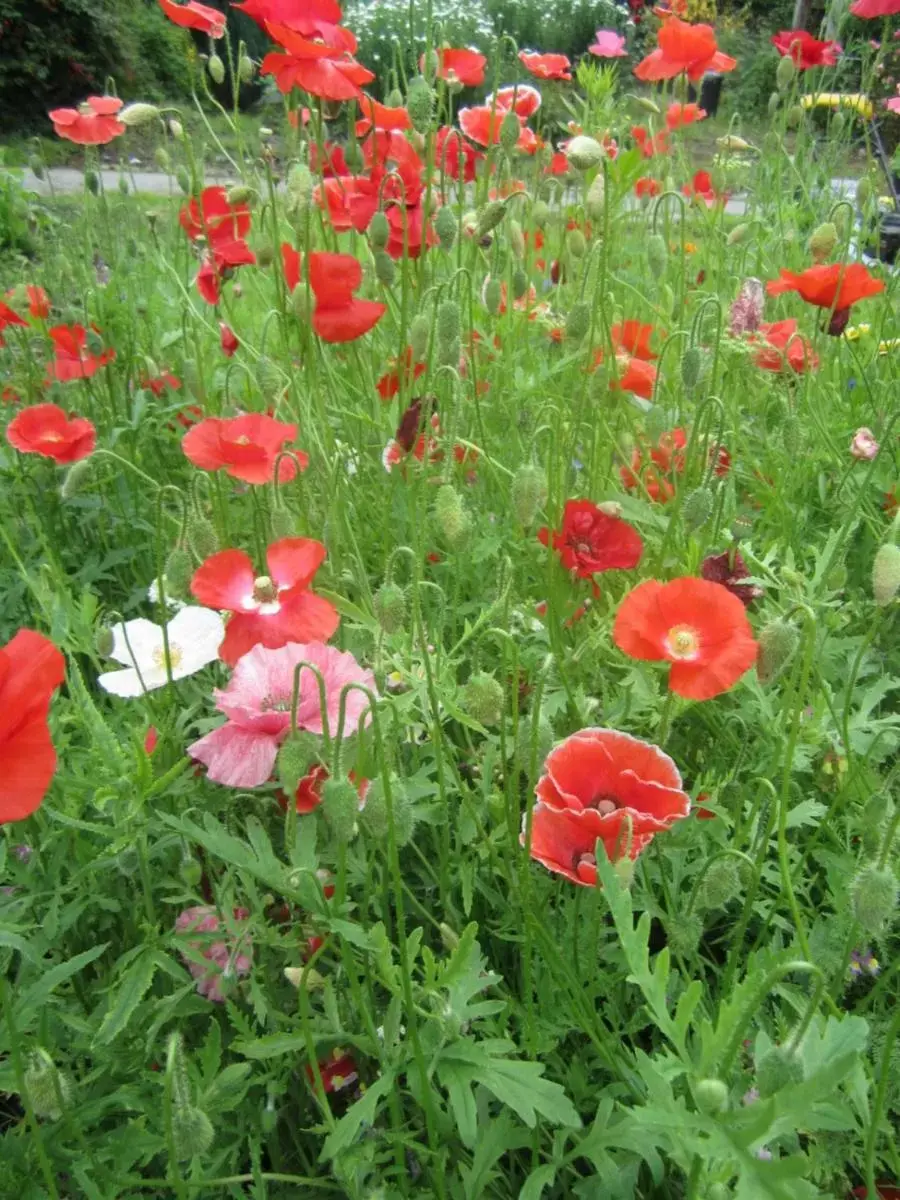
(292, 285), (311, 323)
(500, 109), (521, 154)
(681, 346), (703, 391)
(586, 172), (606, 222)
(239, 55), (255, 84)
(85, 169), (100, 196)
(727, 222), (750, 246)
(95, 625), (115, 658)
(207, 54), (226, 84)
(434, 205), (457, 250)
(434, 483), (470, 547)
(187, 513), (219, 561)
(270, 508), (295, 539)
(476, 200), (507, 239)
(172, 1106), (215, 1161)
(565, 301), (591, 343)
(409, 314), (430, 361)
(697, 858), (741, 910)
(694, 1078), (729, 1114)
(767, 92), (781, 117)
(856, 177), (873, 208)
(665, 912), (702, 958)
(851, 864), (898, 936)
(462, 672), (504, 727)
(436, 300), (461, 368)
(514, 713), (554, 772)
(277, 731), (321, 796)
(120, 103), (160, 128)
(23, 1052), (73, 1122)
(873, 543), (900, 606)
(344, 139), (364, 173)
(359, 776), (388, 839)
(28, 155), (45, 180)
(373, 581), (407, 633)
(175, 165), (191, 195)
(756, 619), (799, 684)
(483, 277), (502, 315)
(508, 219), (525, 260)
(321, 777), (361, 842)
(154, 146), (171, 173)
(256, 356), (284, 402)
(386, 87), (404, 108)
(716, 134), (753, 153)
(164, 547), (193, 599)
(635, 96), (661, 115)
(406, 76), (434, 134)
(369, 210), (390, 251)
(511, 267), (529, 300)
(807, 221), (837, 263)
(647, 233), (668, 277)
(776, 54), (796, 92)
(565, 135), (605, 171)
(60, 458), (92, 500)
(566, 228), (587, 258)
(786, 104), (804, 129)
(286, 162), (313, 212)
(511, 464), (547, 526)
(374, 250), (396, 286)
(681, 486), (713, 532)
(226, 184), (255, 206)
(756, 1044), (804, 1097)
(532, 199), (550, 229)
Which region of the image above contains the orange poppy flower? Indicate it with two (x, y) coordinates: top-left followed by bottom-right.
(49, 96), (125, 145)
(635, 176), (662, 199)
(634, 17), (737, 83)
(527, 728), (691, 884)
(753, 319), (819, 374)
(613, 577), (758, 700)
(518, 51), (572, 81)
(766, 263), (884, 311)
(665, 102), (706, 130)
(427, 48), (487, 87)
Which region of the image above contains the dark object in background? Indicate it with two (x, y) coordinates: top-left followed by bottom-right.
(688, 72), (724, 118)
(871, 212), (900, 265)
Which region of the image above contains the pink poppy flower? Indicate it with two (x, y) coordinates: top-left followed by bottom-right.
(175, 906), (252, 1003)
(188, 642), (376, 788)
(589, 30), (628, 58)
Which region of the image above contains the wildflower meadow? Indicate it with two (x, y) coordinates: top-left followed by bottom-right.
(2, 0), (900, 1196)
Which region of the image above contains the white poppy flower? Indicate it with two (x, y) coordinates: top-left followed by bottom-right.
(98, 607), (225, 697)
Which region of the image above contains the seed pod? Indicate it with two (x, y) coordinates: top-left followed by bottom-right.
(586, 172), (606, 222)
(476, 200), (507, 239)
(511, 464), (547, 526)
(436, 300), (460, 358)
(277, 731), (321, 795)
(776, 54), (796, 92)
(164, 547), (193, 599)
(500, 109), (521, 154)
(565, 301), (591, 343)
(85, 169), (100, 196)
(647, 233), (668, 277)
(852, 864), (898, 935)
(873, 543), (900, 606)
(175, 165), (191, 195)
(434, 205), (457, 249)
(462, 672), (504, 727)
(483, 277), (502, 315)
(172, 1106), (214, 1161)
(95, 625), (115, 658)
(373, 581), (407, 633)
(698, 858), (741, 910)
(786, 105), (804, 129)
(28, 154), (45, 180)
(532, 199), (550, 229)
(23, 1052), (73, 1122)
(321, 777), (361, 842)
(727, 222), (750, 246)
(374, 250), (396, 286)
(508, 219), (525, 259)
(120, 103), (160, 128)
(807, 221), (837, 263)
(344, 139), (364, 173)
(694, 1078), (729, 1114)
(757, 1044), (804, 1097)
(239, 55), (255, 84)
(681, 346), (703, 391)
(286, 162), (313, 211)
(566, 135), (604, 171)
(408, 314), (430, 362)
(756, 619), (799, 684)
(60, 458), (92, 500)
(207, 54), (226, 85)
(511, 267), (529, 300)
(681, 486), (713, 531)
(406, 76), (434, 134)
(434, 483), (470, 547)
(716, 134), (752, 153)
(635, 96), (661, 115)
(369, 210), (390, 251)
(187, 513), (219, 561)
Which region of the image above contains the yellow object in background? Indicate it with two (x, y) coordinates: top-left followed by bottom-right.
(800, 93), (875, 120)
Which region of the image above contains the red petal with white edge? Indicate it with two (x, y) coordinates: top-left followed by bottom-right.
(191, 549), (256, 611)
(266, 538), (326, 591)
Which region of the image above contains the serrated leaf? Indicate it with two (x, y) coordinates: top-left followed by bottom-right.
(519, 1163), (557, 1200)
(15, 943), (109, 1025)
(320, 1072), (394, 1161)
(441, 1059), (478, 1148)
(95, 950), (157, 1045)
(477, 1057), (581, 1130)
(234, 1032), (308, 1059)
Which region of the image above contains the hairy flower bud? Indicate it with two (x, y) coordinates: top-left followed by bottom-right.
(207, 54), (226, 85)
(647, 233), (668, 278)
(95, 625), (115, 658)
(239, 55), (255, 84)
(756, 619), (799, 684)
(360, 776), (388, 838)
(511, 267), (529, 300)
(807, 222), (837, 263)
(374, 249), (396, 286)
(172, 1105), (214, 1160)
(60, 458), (92, 500)
(681, 486), (713, 532)
(768, 92), (781, 116)
(666, 912), (702, 958)
(409, 313), (430, 361)
(226, 184), (255, 207)
(256, 356), (284, 402)
(483, 276), (502, 315)
(321, 777), (361, 842)
(436, 300), (460, 364)
(187, 513), (219, 561)
(698, 858), (741, 910)
(852, 864), (898, 935)
(369, 210), (390, 251)
(786, 104), (804, 129)
(872, 543), (900, 607)
(277, 731), (321, 796)
(286, 162), (313, 212)
(406, 76), (434, 134)
(344, 139), (364, 173)
(514, 713), (554, 772)
(85, 169), (100, 196)
(28, 154), (45, 180)
(694, 1078), (729, 1114)
(566, 228), (587, 259)
(565, 135), (604, 171)
(500, 109), (521, 154)
(681, 346), (703, 392)
(635, 96), (661, 115)
(462, 672), (504, 727)
(476, 200), (507, 239)
(856, 177), (873, 208)
(508, 219), (525, 260)
(776, 54), (796, 92)
(434, 205), (457, 250)
(175, 165), (191, 195)
(532, 199), (550, 229)
(373, 581), (407, 634)
(164, 547), (193, 599)
(120, 103), (160, 128)
(511, 464), (547, 526)
(586, 172), (606, 222)
(565, 300), (591, 343)
(434, 483), (470, 547)
(23, 1052), (73, 1122)
(727, 222), (750, 247)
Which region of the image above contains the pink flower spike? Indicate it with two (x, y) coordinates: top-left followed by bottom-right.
(589, 30), (628, 58)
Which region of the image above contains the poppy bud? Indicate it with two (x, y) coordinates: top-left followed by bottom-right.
(321, 777), (361, 842)
(169, 118), (185, 141)
(665, 912), (702, 958)
(28, 155), (45, 180)
(726, 223), (751, 247)
(514, 714), (554, 772)
(480, 276), (500, 315)
(860, 792), (893, 857)
(768, 92), (781, 116)
(187, 513), (219, 561)
(207, 54), (226, 85)
(434, 206), (457, 250)
(565, 301), (591, 343)
(172, 1105), (214, 1161)
(434, 483), (470, 547)
(256, 356), (283, 401)
(60, 458), (92, 500)
(565, 135), (604, 172)
(178, 849), (202, 886)
(694, 1078), (729, 1114)
(175, 166), (191, 195)
(566, 228), (587, 259)
(360, 776), (388, 838)
(756, 1044), (804, 1097)
(85, 169), (100, 196)
(681, 346), (703, 392)
(500, 109), (521, 154)
(163, 547), (193, 600)
(635, 97), (661, 115)
(439, 923), (460, 952)
(681, 486), (713, 532)
(476, 200), (507, 239)
(286, 163), (313, 211)
(120, 103), (160, 128)
(391, 780), (416, 846)
(532, 199), (550, 229)
(239, 55), (255, 84)
(872, 543), (900, 607)
(851, 864), (898, 935)
(647, 233), (668, 278)
(807, 222), (837, 263)
(786, 105), (804, 129)
(730, 513), (753, 542)
(374, 250), (396, 287)
(856, 177), (873, 207)
(369, 210), (390, 251)
(386, 87), (404, 108)
(277, 731), (321, 795)
(436, 300), (460, 362)
(406, 76), (434, 134)
(508, 219), (525, 260)
(226, 184), (254, 207)
(756, 619), (799, 685)
(409, 314), (430, 361)
(511, 464), (547, 526)
(95, 625), (115, 658)
(23, 1052), (73, 1122)
(783, 410), (800, 454)
(512, 267), (529, 300)
(270, 507), (295, 539)
(776, 54), (796, 92)
(344, 139), (364, 173)
(698, 858), (741, 910)
(462, 672), (504, 727)
(586, 173), (606, 222)
(708, 1186), (731, 1200)
(373, 581), (407, 633)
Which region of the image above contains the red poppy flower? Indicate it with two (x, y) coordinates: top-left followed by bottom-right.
(2, 387), (20, 405)
(489, 84), (542, 121)
(538, 499), (643, 580)
(308, 139), (348, 176)
(458, 105), (507, 147)
(614, 321), (664, 360)
(377, 348), (425, 400)
(519, 51), (572, 81)
(220, 323), (239, 357)
(308, 252), (386, 342)
(753, 319), (819, 373)
(235, 0), (343, 25)
(682, 169), (725, 207)
(306, 1048), (358, 1093)
(261, 24), (373, 101)
(527, 728), (691, 884)
(49, 96), (125, 145)
(26, 286), (50, 318)
(141, 370), (181, 397)
(427, 47), (487, 87)
(46, 324), (115, 382)
(771, 30), (841, 69)
(7, 403), (96, 464)
(635, 176), (662, 199)
(767, 264), (884, 311)
(356, 95), (411, 135)
(850, 0), (900, 13)
(620, 428), (685, 502)
(543, 151), (569, 176)
(665, 102), (706, 129)
(0, 300), (27, 346)
(634, 17), (737, 83)
(180, 187), (251, 248)
(182, 413), (307, 484)
(288, 763), (370, 814)
(700, 550), (763, 607)
(632, 125), (670, 158)
(613, 357), (658, 399)
(158, 0), (226, 36)
(434, 127), (484, 183)
(614, 577), (758, 700)
(191, 538), (338, 665)
(0, 630), (66, 823)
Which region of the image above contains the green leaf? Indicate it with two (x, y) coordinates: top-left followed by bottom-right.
(15, 943), (109, 1025)
(95, 950), (157, 1045)
(441, 1059), (478, 1148)
(320, 1072), (394, 1161)
(477, 1057), (581, 1131)
(234, 1032), (308, 1059)
(520, 1163), (557, 1200)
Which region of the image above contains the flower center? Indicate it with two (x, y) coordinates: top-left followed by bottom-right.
(594, 797), (619, 816)
(253, 575), (279, 604)
(234, 435), (251, 445)
(152, 644), (183, 671)
(667, 625), (699, 659)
